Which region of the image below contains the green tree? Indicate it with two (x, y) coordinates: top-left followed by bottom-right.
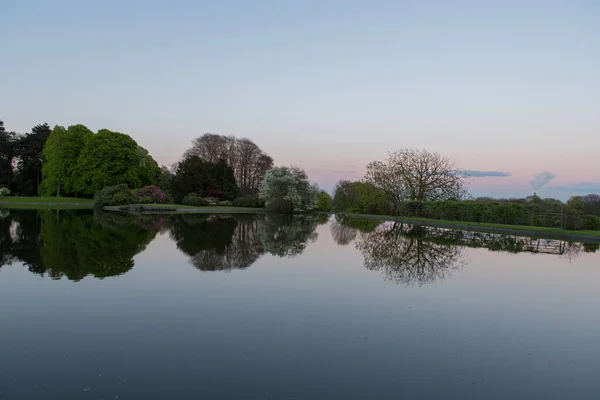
(316, 191), (333, 211)
(137, 146), (161, 187)
(170, 156), (239, 203)
(73, 129), (152, 196)
(41, 124), (93, 196)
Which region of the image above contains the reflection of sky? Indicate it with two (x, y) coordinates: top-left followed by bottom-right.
(2, 221), (600, 398)
(2, 1), (599, 200)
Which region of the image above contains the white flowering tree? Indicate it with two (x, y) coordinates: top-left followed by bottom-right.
(259, 167), (319, 213)
(0, 187), (10, 196)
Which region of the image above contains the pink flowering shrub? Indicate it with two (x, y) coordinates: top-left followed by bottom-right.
(137, 186), (171, 204)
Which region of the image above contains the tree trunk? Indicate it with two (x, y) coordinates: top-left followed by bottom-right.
(56, 183), (61, 197)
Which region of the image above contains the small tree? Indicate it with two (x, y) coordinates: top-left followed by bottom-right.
(316, 191), (333, 212)
(259, 166), (319, 214)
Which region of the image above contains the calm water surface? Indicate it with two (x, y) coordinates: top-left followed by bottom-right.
(1, 210), (599, 399)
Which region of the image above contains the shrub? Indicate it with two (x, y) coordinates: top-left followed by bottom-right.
(182, 193), (211, 207)
(0, 187), (10, 196)
(206, 189), (226, 201)
(583, 214), (600, 231)
(203, 197), (219, 205)
(138, 196), (153, 204)
(137, 185), (171, 204)
(94, 184), (137, 208)
(233, 195), (262, 208)
(218, 200), (232, 207)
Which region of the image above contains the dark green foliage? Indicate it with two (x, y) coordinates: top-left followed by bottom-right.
(233, 194), (262, 208)
(182, 193), (211, 207)
(0, 121), (17, 189)
(582, 194), (600, 216)
(583, 215), (600, 231)
(171, 156), (239, 203)
(13, 123), (51, 196)
(93, 184), (137, 208)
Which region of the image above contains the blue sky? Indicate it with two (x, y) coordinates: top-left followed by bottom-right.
(1, 0), (598, 199)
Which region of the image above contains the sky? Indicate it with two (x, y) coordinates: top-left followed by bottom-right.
(1, 0), (598, 200)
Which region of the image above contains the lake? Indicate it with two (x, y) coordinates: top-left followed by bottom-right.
(1, 210), (600, 399)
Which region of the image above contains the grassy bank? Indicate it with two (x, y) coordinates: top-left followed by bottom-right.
(343, 213), (600, 241)
(104, 204), (265, 214)
(0, 196), (93, 209)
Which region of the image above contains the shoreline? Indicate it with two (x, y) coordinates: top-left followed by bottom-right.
(341, 213), (600, 243)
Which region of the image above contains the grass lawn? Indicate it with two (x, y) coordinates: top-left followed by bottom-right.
(0, 196), (93, 203)
(346, 213), (600, 238)
(0, 196), (93, 209)
(142, 204), (264, 213)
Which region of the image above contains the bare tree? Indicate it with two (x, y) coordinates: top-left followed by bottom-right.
(185, 133), (273, 195)
(365, 149), (469, 207)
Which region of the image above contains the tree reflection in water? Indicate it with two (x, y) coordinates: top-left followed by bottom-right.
(0, 210), (161, 280)
(169, 214), (263, 271)
(168, 213), (323, 270)
(355, 222), (466, 285)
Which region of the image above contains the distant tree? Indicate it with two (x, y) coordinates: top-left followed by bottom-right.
(42, 124), (93, 196)
(159, 165), (173, 191)
(185, 133), (274, 194)
(259, 166), (319, 214)
(316, 191), (333, 211)
(74, 129), (152, 196)
(332, 180), (392, 215)
(365, 149), (469, 208)
(14, 123), (51, 195)
(582, 194), (600, 216)
(170, 156), (238, 203)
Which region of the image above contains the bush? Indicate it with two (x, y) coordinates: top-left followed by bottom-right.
(583, 214), (600, 231)
(138, 196), (153, 204)
(233, 195), (262, 208)
(0, 187), (10, 196)
(203, 197), (219, 205)
(137, 185), (171, 204)
(182, 193), (211, 207)
(94, 184), (137, 208)
(218, 200), (232, 207)
(206, 189), (226, 201)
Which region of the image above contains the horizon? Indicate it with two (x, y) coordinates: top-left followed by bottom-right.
(1, 0), (598, 201)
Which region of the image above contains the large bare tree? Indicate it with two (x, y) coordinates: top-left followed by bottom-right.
(185, 133), (273, 195)
(365, 149), (469, 207)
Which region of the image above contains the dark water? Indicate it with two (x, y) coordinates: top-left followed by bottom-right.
(1, 210), (600, 399)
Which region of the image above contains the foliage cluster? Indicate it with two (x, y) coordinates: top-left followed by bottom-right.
(137, 185), (171, 204)
(333, 180), (394, 215)
(0, 187), (9, 196)
(232, 194), (263, 208)
(93, 184), (137, 209)
(171, 156), (238, 203)
(182, 193), (212, 207)
(185, 133), (273, 195)
(258, 166), (319, 214)
(316, 191), (333, 212)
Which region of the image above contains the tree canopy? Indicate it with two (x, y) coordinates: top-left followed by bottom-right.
(365, 149), (469, 207)
(170, 156), (239, 203)
(185, 133), (273, 195)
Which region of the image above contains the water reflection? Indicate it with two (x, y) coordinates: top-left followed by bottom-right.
(169, 214), (263, 271)
(333, 217), (599, 285)
(356, 222), (466, 285)
(0, 210), (161, 280)
(2, 210), (597, 283)
(170, 214), (325, 270)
